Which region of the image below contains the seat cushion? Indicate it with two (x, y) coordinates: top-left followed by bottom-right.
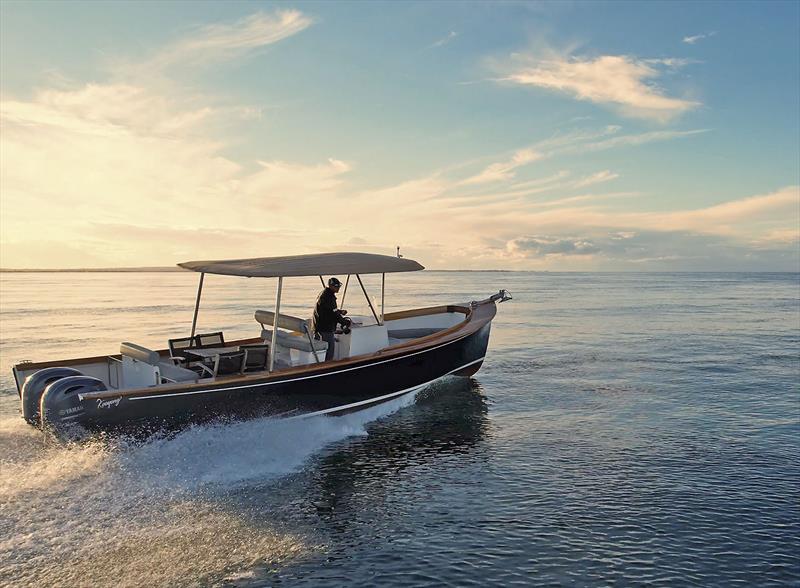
(120, 342), (161, 365)
(255, 309), (311, 333)
(157, 361), (199, 383)
(261, 329), (328, 352)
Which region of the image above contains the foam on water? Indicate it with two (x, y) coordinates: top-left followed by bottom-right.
(120, 388), (420, 491)
(0, 388), (421, 587)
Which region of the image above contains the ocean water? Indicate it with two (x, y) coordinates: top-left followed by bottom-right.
(0, 271), (798, 587)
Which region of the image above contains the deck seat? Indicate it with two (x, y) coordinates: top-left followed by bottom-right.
(255, 309), (328, 366)
(240, 344), (269, 372)
(120, 342), (198, 384)
(195, 331), (225, 348)
(254, 309), (327, 351)
(120, 341), (161, 364)
(260, 329), (327, 366)
(254, 310), (311, 334)
(158, 361), (202, 383)
(260, 329), (328, 353)
(213, 350), (245, 377)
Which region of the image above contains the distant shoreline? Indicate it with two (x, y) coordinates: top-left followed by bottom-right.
(0, 267), (517, 273)
(1, 268), (797, 274)
(0, 267), (186, 273)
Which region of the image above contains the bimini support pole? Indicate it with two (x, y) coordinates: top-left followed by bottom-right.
(380, 273), (385, 325)
(269, 276), (283, 372)
(190, 272), (205, 338)
(356, 274), (380, 324)
(340, 274), (350, 307)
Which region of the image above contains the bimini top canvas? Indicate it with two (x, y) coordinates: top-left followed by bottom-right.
(178, 252), (425, 278)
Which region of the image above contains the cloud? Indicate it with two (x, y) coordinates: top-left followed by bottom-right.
(503, 228), (799, 271)
(466, 185), (799, 238)
(572, 170), (619, 188)
(403, 174), (798, 269)
(83, 223), (322, 263)
(4, 6), (792, 272)
(4, 84), (220, 136)
(564, 129), (708, 153)
(636, 186), (800, 234)
(506, 236), (600, 256)
(146, 10), (312, 71)
(495, 52), (701, 122)
(506, 170), (572, 190)
(0, 29), (794, 276)
(343, 125), (715, 263)
(443, 175), (630, 207)
(1, 87), (239, 214)
(644, 58), (695, 69)
(429, 31), (458, 49)
(683, 31), (716, 45)
(448, 128), (710, 185)
(240, 158), (352, 204)
(0, 8), (330, 268)
(446, 125), (705, 202)
(459, 149), (543, 185)
(0, 81), (353, 266)
(4, 70), (780, 271)
(527, 191), (638, 208)
(759, 228), (800, 244)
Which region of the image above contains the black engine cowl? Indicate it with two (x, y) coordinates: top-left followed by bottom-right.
(40, 375), (106, 437)
(20, 367), (83, 426)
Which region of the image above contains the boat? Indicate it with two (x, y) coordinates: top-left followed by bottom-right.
(11, 252), (511, 439)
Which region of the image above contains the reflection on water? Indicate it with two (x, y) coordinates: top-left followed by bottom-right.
(310, 378), (490, 516)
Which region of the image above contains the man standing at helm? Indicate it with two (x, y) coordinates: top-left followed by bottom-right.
(313, 277), (350, 361)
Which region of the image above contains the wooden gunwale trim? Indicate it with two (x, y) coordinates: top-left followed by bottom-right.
(85, 302), (496, 400)
(382, 304), (466, 321)
(15, 354), (118, 371)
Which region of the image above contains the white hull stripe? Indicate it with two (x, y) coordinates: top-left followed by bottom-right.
(285, 356), (485, 420)
(122, 330), (476, 402)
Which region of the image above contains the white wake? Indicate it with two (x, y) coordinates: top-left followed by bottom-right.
(0, 387), (421, 587)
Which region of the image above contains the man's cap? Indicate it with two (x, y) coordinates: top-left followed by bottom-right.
(328, 277), (342, 287)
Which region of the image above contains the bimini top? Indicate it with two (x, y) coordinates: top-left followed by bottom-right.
(178, 252), (424, 278)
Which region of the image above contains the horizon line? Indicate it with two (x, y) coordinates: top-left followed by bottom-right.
(1, 267), (798, 274)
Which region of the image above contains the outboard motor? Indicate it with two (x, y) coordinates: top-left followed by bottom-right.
(20, 367), (83, 426)
(40, 375), (106, 438)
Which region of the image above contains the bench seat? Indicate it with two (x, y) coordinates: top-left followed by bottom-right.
(120, 341), (199, 384)
(260, 329), (328, 353)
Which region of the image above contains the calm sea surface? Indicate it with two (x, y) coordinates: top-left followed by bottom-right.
(0, 271), (798, 587)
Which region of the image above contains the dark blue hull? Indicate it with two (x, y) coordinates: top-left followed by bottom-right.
(49, 321), (493, 437)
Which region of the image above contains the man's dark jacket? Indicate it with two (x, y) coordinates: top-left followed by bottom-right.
(313, 287), (346, 333)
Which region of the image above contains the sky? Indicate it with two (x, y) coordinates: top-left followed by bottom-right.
(0, 0), (798, 270)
